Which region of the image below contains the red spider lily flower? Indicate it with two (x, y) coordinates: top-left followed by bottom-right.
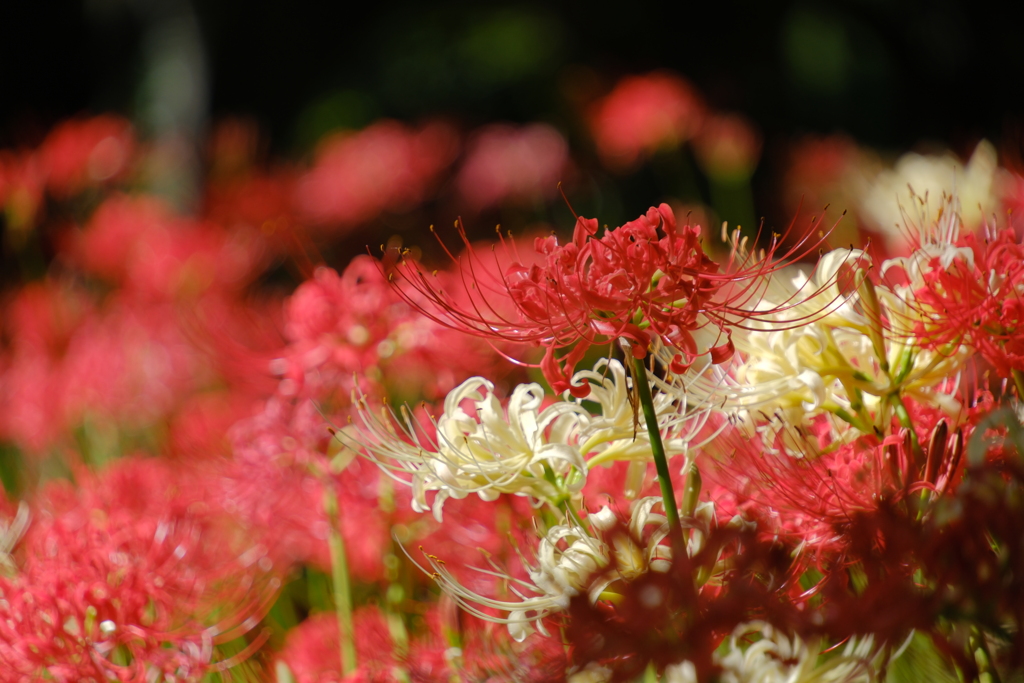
(456, 617), (568, 683)
(275, 605), (566, 683)
(294, 121), (458, 231)
(0, 283), (216, 456)
(275, 608), (400, 683)
(906, 225), (1024, 376)
(454, 123), (570, 212)
(39, 115), (135, 197)
(706, 401), (969, 559)
(0, 458), (276, 681)
(70, 195), (264, 299)
(812, 452), (1024, 677)
(276, 256), (509, 405)
(220, 392), (400, 579)
(389, 203), (828, 397)
(693, 113), (762, 181)
(588, 71), (706, 170)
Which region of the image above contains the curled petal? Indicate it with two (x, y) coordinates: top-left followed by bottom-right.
(796, 369), (826, 411)
(708, 335), (734, 365)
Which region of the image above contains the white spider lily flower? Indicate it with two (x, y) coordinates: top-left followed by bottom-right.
(664, 622), (897, 683)
(590, 496), (674, 577)
(879, 191), (971, 301)
(871, 196), (974, 406)
(860, 140), (998, 251)
(676, 249), (873, 425)
(663, 661), (698, 683)
(678, 240), (970, 440)
(418, 496), (674, 642)
(569, 358), (696, 467)
(416, 520), (607, 643)
(351, 377), (589, 520)
(528, 524), (610, 609)
(567, 663), (614, 683)
(717, 622), (895, 683)
(0, 502), (29, 577)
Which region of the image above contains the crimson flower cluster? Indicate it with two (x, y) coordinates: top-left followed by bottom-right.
(396, 203), (817, 397)
(910, 227), (1024, 374)
(0, 459), (274, 682)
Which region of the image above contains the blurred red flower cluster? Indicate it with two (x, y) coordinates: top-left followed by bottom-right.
(3, 66), (1024, 683)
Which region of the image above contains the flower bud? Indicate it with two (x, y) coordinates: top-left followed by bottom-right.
(924, 420), (948, 485)
(855, 268), (889, 374)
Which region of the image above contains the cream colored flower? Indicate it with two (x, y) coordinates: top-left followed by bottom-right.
(872, 196), (974, 413)
(570, 358), (705, 468)
(419, 496), (673, 642)
(674, 249), (871, 432)
(354, 357), (715, 519)
(860, 140), (999, 251)
(590, 496), (675, 577)
(673, 237), (970, 443)
(718, 622), (894, 683)
(352, 377), (588, 520)
(0, 502), (28, 577)
(664, 622), (896, 683)
(567, 663), (614, 683)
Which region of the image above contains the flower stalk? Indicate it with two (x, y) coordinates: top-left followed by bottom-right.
(971, 627), (1003, 683)
(631, 355), (684, 549)
(323, 486), (357, 676)
(1012, 368), (1024, 401)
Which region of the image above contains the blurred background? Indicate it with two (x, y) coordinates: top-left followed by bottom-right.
(4, 0), (1023, 461)
(2, 3), (1024, 677)
(4, 0), (1024, 253)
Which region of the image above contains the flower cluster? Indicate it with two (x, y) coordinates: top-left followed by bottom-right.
(394, 203), (827, 397)
(5, 69), (1024, 683)
(0, 459), (275, 681)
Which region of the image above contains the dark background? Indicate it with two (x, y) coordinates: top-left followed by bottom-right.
(3, 0), (1023, 243)
(4, 0), (1022, 151)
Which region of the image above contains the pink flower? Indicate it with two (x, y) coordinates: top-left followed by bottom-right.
(278, 256), (509, 404)
(455, 124), (570, 211)
(589, 72), (705, 169)
(276, 608), (399, 683)
(221, 392), (406, 580)
(73, 195), (263, 299)
(0, 281), (218, 455)
(39, 115), (135, 197)
(909, 226), (1024, 374)
(0, 458), (274, 681)
(692, 113), (762, 180)
(295, 121), (458, 230)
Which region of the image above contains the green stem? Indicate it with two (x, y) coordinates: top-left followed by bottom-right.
(632, 356), (683, 546)
(828, 405), (870, 433)
(324, 487), (356, 676)
(1012, 369), (1024, 402)
(890, 392), (921, 456)
(971, 628), (1002, 683)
